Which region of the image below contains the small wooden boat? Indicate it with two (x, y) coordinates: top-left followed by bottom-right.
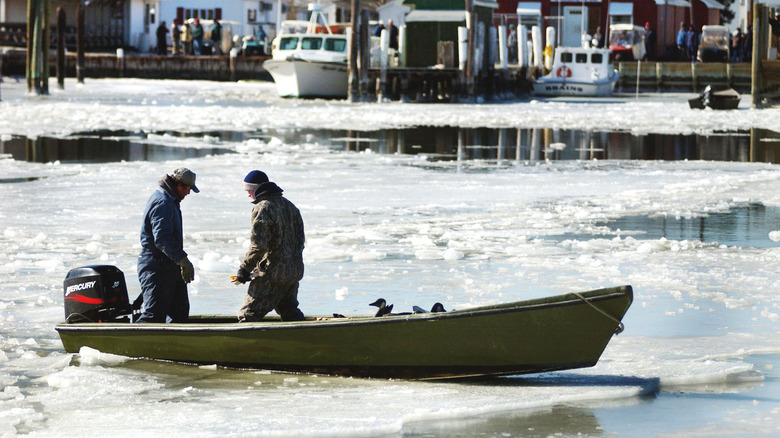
(56, 265), (633, 380)
(689, 85), (740, 110)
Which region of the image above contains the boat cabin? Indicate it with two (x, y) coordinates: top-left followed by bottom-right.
(273, 34), (348, 60)
(552, 47), (614, 80)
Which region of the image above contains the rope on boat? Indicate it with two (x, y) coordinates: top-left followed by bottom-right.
(570, 292), (625, 335)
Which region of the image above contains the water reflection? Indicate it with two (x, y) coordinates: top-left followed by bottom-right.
(544, 204), (780, 248)
(0, 134), (235, 164)
(3, 128), (780, 164)
(259, 127), (780, 164)
(602, 204), (780, 248)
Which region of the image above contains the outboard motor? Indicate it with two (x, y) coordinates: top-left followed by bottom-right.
(63, 265), (131, 322)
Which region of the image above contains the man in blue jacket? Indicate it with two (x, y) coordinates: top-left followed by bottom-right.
(135, 168), (198, 323)
(676, 22), (688, 61)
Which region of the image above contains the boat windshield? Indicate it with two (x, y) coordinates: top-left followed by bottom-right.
(301, 37), (323, 50)
(324, 38), (347, 53)
(575, 53), (587, 63)
(279, 37), (299, 50)
(591, 53), (603, 64)
(560, 52), (572, 63)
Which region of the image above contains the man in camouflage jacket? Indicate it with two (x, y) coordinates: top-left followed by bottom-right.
(234, 170), (305, 322)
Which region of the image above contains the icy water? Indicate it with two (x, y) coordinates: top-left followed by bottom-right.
(1, 78), (780, 437)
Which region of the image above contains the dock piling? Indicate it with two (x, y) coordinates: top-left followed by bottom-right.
(56, 6), (65, 89)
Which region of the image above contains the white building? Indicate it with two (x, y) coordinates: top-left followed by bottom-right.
(1, 0), (356, 53)
(131, 0), (280, 52)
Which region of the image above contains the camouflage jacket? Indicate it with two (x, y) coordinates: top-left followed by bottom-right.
(241, 192), (305, 281)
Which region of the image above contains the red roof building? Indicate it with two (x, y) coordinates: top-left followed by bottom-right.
(492, 0), (724, 61)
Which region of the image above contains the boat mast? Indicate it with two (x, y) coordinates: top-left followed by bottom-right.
(307, 2), (333, 35)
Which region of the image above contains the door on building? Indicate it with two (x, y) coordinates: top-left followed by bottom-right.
(143, 1), (159, 52)
(562, 6), (587, 48)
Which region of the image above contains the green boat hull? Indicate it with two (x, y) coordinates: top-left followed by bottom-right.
(56, 286), (633, 379)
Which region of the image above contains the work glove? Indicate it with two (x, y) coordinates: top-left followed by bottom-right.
(178, 257), (195, 284)
(234, 268), (251, 284)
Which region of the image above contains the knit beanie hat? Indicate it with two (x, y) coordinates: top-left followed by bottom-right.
(243, 170), (269, 193)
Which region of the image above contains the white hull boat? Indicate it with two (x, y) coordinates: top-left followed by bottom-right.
(265, 3), (349, 99)
(264, 58), (348, 98)
(533, 47), (619, 97)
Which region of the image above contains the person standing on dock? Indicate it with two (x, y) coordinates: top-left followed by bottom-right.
(136, 168), (199, 323)
(591, 26), (604, 48)
(192, 18), (204, 55)
(373, 20), (385, 37)
(181, 21), (192, 55)
(686, 25), (699, 62)
(387, 19), (399, 50)
(210, 19), (223, 55)
(156, 21), (169, 56)
(644, 22), (655, 61)
(677, 22), (688, 61)
(172, 18), (182, 56)
(507, 24), (517, 63)
(233, 170), (306, 322)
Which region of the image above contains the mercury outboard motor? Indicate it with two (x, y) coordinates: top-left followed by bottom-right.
(63, 265), (131, 322)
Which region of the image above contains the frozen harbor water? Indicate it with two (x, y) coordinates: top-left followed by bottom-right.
(1, 78), (780, 437)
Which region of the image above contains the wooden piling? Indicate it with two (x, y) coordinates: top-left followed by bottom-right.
(76, 1), (84, 83)
(752, 3), (767, 107)
(26, 0), (50, 95)
(465, 0), (476, 99)
(56, 6), (65, 89)
(348, 0), (360, 102)
(359, 10), (370, 100)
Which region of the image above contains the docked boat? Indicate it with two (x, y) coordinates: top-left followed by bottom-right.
(532, 46), (620, 97)
(263, 3), (349, 98)
(56, 265), (633, 380)
(688, 85), (740, 110)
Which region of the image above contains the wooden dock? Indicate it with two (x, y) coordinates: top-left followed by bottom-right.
(615, 62), (752, 92)
(0, 47), (767, 99)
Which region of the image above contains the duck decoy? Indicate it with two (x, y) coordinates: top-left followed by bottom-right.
(412, 305), (427, 314)
(369, 298), (394, 317)
(431, 302), (446, 313)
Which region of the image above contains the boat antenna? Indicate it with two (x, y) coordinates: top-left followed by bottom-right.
(581, 0), (585, 47)
(557, 0), (561, 47)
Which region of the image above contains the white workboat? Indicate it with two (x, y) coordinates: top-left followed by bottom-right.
(263, 4), (349, 98)
(532, 46), (619, 97)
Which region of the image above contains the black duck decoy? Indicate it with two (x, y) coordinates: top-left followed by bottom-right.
(369, 298), (394, 317)
(431, 302), (446, 313)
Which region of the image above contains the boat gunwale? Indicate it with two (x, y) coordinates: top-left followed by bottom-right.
(56, 286), (632, 333)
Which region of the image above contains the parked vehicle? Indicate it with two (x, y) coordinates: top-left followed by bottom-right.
(608, 24), (646, 61)
(697, 25), (730, 62)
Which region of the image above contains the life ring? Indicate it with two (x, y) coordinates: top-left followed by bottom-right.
(556, 66), (572, 78)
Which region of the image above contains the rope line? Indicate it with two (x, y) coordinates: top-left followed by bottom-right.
(570, 292), (625, 335)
